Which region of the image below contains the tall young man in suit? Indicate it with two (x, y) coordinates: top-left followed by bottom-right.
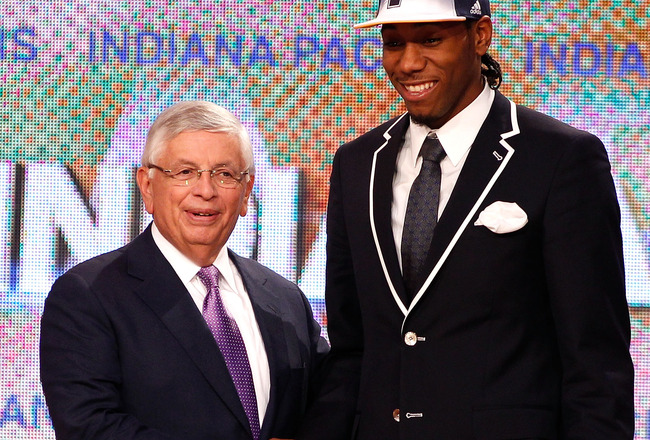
(40, 101), (329, 440)
(298, 0), (634, 438)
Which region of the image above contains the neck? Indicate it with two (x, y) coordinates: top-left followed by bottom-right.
(186, 248), (222, 267)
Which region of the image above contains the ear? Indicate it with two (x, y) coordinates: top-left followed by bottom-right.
(474, 16), (492, 57)
(239, 175), (255, 217)
(136, 167), (155, 215)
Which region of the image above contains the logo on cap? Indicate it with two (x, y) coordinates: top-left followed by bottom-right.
(470, 0), (482, 14)
(388, 0), (402, 8)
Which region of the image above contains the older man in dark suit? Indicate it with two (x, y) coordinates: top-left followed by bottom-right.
(298, 0), (634, 439)
(40, 101), (329, 440)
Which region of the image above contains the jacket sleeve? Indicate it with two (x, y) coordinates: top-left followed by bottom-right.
(297, 147), (364, 440)
(542, 132), (634, 438)
(40, 271), (175, 440)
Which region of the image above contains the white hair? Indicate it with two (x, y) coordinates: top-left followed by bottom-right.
(141, 101), (255, 176)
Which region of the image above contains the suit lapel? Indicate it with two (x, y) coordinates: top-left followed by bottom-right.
(126, 228), (251, 434)
(229, 252), (288, 439)
(406, 92), (521, 317)
(369, 114), (412, 314)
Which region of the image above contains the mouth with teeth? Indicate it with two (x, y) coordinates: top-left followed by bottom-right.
(403, 81), (435, 93)
(190, 210), (217, 218)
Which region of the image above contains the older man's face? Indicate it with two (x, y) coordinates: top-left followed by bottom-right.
(137, 130), (253, 266)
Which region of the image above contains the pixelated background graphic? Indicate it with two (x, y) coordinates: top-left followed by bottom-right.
(1, 0), (649, 437)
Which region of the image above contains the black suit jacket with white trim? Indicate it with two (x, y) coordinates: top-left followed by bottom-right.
(299, 91), (633, 440)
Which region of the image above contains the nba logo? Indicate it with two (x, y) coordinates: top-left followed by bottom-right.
(387, 0), (402, 8)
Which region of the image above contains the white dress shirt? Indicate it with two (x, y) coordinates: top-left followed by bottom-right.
(151, 223), (270, 424)
(392, 81), (496, 269)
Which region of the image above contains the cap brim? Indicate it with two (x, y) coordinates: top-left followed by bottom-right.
(354, 16), (466, 29)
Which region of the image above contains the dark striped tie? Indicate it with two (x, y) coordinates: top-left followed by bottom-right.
(401, 133), (446, 298)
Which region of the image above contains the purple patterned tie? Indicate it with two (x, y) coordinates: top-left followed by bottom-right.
(401, 133), (446, 299)
(197, 266), (260, 440)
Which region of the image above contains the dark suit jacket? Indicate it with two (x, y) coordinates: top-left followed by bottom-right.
(299, 92), (634, 439)
(40, 225), (329, 440)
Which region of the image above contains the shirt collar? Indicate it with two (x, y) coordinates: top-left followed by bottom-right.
(151, 222), (236, 290)
(212, 243), (238, 293)
(407, 81), (495, 167)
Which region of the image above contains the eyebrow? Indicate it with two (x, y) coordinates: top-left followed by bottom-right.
(167, 161), (239, 169)
(214, 162), (241, 170)
(165, 160), (199, 168)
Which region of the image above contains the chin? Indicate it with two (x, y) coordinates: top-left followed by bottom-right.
(409, 112), (438, 129)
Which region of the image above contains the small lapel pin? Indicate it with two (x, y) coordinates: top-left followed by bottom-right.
(492, 151), (503, 161)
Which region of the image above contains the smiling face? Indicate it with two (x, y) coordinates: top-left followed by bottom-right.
(137, 130), (254, 266)
(381, 17), (492, 128)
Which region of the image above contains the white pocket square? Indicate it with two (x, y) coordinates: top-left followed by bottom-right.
(474, 201), (528, 234)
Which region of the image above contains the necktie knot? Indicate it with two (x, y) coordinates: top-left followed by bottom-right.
(421, 133), (446, 163)
(197, 265), (219, 290)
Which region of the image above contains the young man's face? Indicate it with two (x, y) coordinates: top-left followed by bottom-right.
(381, 17), (492, 128)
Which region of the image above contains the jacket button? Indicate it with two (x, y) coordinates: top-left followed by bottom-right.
(392, 408), (400, 422)
(404, 331), (417, 346)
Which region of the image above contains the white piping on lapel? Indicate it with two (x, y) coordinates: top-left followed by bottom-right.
(369, 113), (410, 316)
(400, 99), (521, 332)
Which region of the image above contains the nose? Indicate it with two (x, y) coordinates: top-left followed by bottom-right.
(191, 170), (217, 199)
(398, 43), (426, 73)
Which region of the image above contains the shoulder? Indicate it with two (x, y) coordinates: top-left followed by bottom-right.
(228, 251), (314, 319)
(351, 114), (408, 142)
(337, 113), (408, 155)
(506, 101), (605, 159)
(42, 244), (133, 329)
(56, 246), (129, 287)
(48, 230), (154, 294)
(229, 250), (300, 291)
(512, 101), (600, 142)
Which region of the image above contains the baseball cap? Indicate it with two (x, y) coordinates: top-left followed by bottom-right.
(354, 0), (491, 29)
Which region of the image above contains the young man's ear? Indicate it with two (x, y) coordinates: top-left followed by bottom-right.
(474, 15), (493, 57)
